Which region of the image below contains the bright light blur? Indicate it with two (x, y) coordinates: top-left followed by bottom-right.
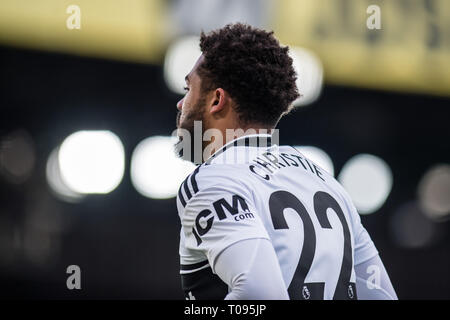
(0, 129), (35, 184)
(58, 131), (125, 194)
(294, 146), (334, 176)
(390, 201), (437, 249)
(131, 136), (196, 199)
(338, 154), (393, 214)
(163, 38), (324, 103)
(46, 147), (84, 202)
(418, 164), (450, 222)
(164, 36), (201, 94)
(290, 46), (324, 107)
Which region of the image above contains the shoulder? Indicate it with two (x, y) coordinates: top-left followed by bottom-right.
(177, 165), (269, 260)
(178, 163), (250, 204)
(176, 163), (255, 218)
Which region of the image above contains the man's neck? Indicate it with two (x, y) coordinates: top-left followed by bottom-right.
(205, 126), (273, 157)
(222, 125), (273, 145)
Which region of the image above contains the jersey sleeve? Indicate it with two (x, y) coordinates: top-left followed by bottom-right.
(214, 238), (289, 300)
(354, 254), (398, 300)
(342, 190), (379, 266)
(179, 175), (270, 273)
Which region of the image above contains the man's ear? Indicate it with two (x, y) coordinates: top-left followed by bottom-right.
(209, 88), (228, 114)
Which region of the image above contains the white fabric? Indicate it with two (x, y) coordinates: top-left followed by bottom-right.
(180, 177), (270, 270)
(355, 254), (398, 300)
(214, 238), (289, 300)
(178, 134), (389, 299)
(214, 239), (397, 300)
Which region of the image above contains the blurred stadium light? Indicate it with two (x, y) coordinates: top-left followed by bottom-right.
(164, 36), (201, 95)
(274, 0), (450, 96)
(58, 131), (125, 194)
(0, 0), (167, 63)
(131, 136), (196, 199)
(46, 148), (85, 203)
(22, 189), (67, 267)
(389, 201), (440, 249)
(338, 154), (393, 214)
(418, 164), (450, 222)
(294, 146), (334, 176)
(169, 0), (273, 35)
(163, 38), (324, 104)
(0, 129), (35, 184)
(1, 0), (448, 97)
(290, 47), (324, 107)
(0, 0), (449, 300)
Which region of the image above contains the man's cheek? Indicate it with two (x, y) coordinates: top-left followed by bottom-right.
(182, 98), (189, 111)
(179, 113), (190, 128)
(181, 103), (192, 121)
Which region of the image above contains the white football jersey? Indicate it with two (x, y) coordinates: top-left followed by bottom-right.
(177, 134), (378, 300)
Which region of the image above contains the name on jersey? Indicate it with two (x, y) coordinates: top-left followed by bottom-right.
(249, 151), (325, 182)
(192, 194), (254, 246)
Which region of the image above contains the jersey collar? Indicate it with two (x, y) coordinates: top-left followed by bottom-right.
(205, 133), (273, 165)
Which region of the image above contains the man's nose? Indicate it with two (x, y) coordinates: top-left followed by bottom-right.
(177, 98), (184, 111)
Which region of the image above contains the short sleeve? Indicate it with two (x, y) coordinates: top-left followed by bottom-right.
(180, 180), (270, 273)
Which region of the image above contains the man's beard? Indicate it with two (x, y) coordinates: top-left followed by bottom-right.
(174, 99), (206, 163)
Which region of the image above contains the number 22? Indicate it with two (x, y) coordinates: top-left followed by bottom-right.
(269, 190), (356, 300)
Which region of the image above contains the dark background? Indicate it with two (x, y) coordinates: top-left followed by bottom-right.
(0, 45), (449, 299)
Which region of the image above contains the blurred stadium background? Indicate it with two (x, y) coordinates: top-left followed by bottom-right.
(0, 0), (449, 299)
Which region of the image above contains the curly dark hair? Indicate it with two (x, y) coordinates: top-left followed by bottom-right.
(198, 23), (300, 127)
